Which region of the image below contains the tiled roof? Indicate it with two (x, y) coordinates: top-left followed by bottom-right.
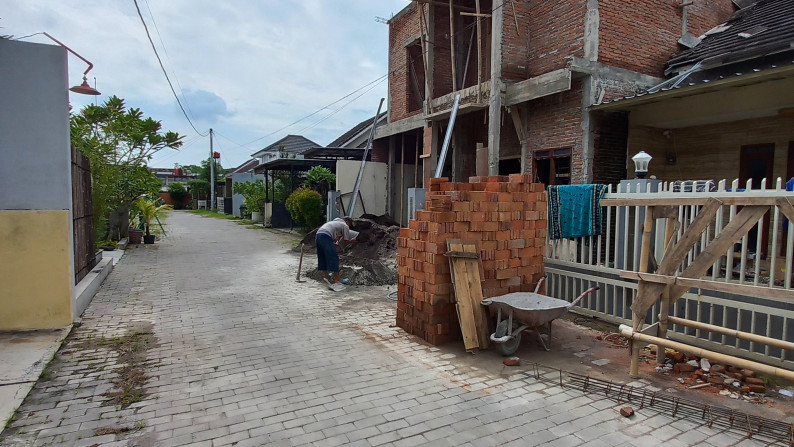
(250, 135), (320, 158)
(230, 159), (260, 175)
(666, 0), (794, 75)
(326, 112), (387, 148)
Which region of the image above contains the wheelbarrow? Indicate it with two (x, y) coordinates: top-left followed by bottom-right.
(481, 278), (599, 356)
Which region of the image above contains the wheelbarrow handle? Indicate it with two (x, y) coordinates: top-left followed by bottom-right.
(569, 286), (599, 308)
(533, 275), (547, 294)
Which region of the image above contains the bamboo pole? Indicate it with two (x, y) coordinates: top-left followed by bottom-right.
(449, 0), (457, 91)
(657, 216), (677, 365)
(631, 206), (655, 377)
(475, 0), (482, 103)
(620, 325), (794, 382)
(418, 4), (432, 106)
(414, 132), (420, 187)
(400, 134), (405, 227)
(666, 315), (794, 352)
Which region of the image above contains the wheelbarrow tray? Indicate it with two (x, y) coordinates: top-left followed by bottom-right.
(482, 292), (572, 327)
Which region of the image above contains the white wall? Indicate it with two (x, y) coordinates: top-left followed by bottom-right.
(336, 160), (388, 218)
(0, 39), (71, 211)
(231, 172), (264, 217)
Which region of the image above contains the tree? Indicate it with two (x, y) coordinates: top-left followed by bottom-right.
(167, 182), (188, 209)
(71, 96), (183, 240)
(233, 179), (268, 214)
(286, 188), (323, 229)
(304, 166), (335, 208)
(187, 179), (210, 200)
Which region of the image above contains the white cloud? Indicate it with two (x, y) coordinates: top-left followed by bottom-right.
(3, 0), (410, 168)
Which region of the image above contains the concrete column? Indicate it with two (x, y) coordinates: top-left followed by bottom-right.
(487, 1), (504, 176)
(387, 136), (396, 216)
(422, 124), (440, 186)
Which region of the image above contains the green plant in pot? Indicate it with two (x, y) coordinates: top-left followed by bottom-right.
(233, 179), (268, 222)
(133, 197), (173, 244)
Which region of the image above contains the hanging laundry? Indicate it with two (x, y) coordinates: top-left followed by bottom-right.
(548, 184), (609, 240)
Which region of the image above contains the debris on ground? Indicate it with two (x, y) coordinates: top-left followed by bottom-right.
(503, 357), (521, 366)
(640, 346), (783, 404)
(299, 214), (400, 286)
(620, 406), (635, 417)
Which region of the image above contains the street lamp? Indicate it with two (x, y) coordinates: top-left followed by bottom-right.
(632, 151), (652, 179)
(41, 32), (101, 96)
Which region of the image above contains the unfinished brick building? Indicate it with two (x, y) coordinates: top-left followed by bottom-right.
(374, 0), (735, 225)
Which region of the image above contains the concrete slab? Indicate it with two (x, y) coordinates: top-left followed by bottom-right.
(0, 327), (69, 430)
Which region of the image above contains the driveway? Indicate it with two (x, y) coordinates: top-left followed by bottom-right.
(1, 212), (763, 446)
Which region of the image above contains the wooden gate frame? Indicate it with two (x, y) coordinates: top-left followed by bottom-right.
(601, 195), (794, 380)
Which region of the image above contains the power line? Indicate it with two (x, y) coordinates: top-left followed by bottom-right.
(142, 0), (197, 121)
(132, 0), (208, 137)
(240, 74), (388, 148)
(297, 77), (387, 134)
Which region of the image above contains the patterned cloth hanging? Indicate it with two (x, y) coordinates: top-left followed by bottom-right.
(548, 184), (609, 240)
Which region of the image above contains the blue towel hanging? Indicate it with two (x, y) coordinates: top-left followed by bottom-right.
(548, 184), (609, 240)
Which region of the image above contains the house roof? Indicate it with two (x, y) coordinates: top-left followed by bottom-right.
(666, 0), (794, 75)
(326, 112), (387, 149)
(250, 135), (320, 158)
(226, 159), (260, 177)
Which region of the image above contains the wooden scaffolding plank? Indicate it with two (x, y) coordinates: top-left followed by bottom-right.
(459, 240), (490, 349)
(448, 240), (480, 350)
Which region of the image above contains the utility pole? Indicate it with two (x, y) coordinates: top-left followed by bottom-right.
(210, 128), (215, 211)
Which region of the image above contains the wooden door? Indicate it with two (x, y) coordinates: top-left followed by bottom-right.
(739, 144), (775, 258)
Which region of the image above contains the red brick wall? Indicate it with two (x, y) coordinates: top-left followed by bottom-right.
(525, 0), (587, 78)
(388, 4), (422, 122)
(501, 0), (532, 82)
(372, 139), (389, 163)
(598, 0), (734, 77)
(396, 175), (547, 345)
(431, 4), (454, 98)
(526, 80), (585, 182)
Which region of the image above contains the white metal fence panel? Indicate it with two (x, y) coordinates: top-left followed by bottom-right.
(545, 178), (794, 367)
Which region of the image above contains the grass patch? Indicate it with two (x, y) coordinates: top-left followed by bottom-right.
(97, 326), (155, 409)
(189, 209), (237, 220)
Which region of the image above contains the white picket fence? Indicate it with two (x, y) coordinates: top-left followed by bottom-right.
(545, 178), (794, 367)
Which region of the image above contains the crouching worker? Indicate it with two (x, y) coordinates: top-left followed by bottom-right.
(316, 216), (359, 288)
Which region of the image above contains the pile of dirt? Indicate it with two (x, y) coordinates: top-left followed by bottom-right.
(298, 215), (400, 286)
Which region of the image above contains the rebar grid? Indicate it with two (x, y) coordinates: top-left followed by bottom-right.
(524, 363), (793, 446)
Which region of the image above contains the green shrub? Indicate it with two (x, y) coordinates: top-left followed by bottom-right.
(233, 179), (268, 213)
(167, 182), (187, 209)
(285, 187), (323, 229)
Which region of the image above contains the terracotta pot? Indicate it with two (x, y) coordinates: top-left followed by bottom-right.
(128, 229), (143, 244)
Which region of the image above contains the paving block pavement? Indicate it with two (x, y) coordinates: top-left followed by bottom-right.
(0, 212), (770, 446)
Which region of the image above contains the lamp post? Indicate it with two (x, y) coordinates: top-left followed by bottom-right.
(41, 32), (101, 96)
(632, 151), (652, 179)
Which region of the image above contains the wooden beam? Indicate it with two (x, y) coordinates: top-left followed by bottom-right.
(667, 315), (794, 352)
(620, 270), (794, 301)
(602, 196), (791, 207)
(413, 0), (476, 13)
(653, 206), (678, 219)
(449, 0), (457, 92)
(632, 206), (655, 376)
(630, 198), (722, 317)
(475, 0), (482, 103)
(668, 206), (769, 304)
(460, 12), (492, 17)
(620, 326), (794, 381)
(504, 68), (572, 106)
(508, 106), (526, 142)
(777, 196), (794, 223)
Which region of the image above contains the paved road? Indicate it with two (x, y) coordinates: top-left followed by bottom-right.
(1, 212), (764, 446)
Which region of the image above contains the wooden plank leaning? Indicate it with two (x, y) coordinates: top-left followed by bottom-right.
(446, 239), (489, 350)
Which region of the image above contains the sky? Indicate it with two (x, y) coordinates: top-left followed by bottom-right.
(3, 0), (409, 170)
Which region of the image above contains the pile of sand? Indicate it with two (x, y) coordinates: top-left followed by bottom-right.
(297, 215), (399, 286)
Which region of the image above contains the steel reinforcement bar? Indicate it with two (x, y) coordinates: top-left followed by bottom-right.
(524, 363), (793, 446)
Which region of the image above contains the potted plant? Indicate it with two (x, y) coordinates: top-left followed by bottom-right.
(133, 197), (173, 244)
(128, 209), (144, 244)
(233, 179), (268, 223)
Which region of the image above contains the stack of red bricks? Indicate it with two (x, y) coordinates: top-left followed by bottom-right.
(396, 174), (548, 345)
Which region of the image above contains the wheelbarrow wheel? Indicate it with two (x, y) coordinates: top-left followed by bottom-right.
(494, 320), (522, 356)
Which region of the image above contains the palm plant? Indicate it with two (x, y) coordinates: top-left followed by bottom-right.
(133, 197), (173, 236)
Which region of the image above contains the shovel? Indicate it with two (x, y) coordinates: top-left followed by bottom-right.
(296, 243), (306, 282)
